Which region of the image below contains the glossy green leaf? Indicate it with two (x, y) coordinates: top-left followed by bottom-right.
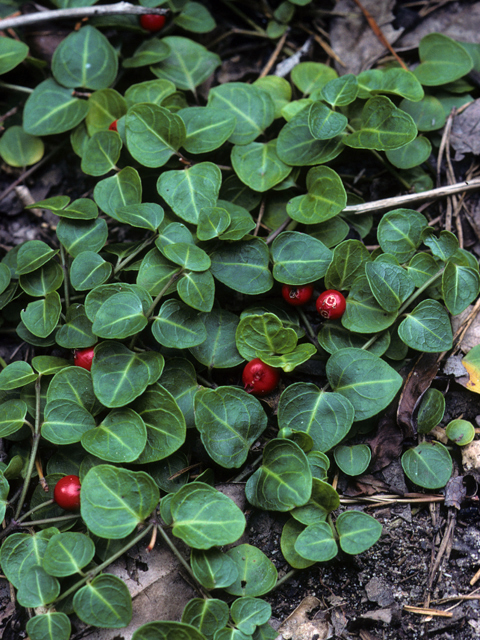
(56, 217), (108, 257)
(0, 126), (44, 167)
(131, 383), (186, 463)
(17, 565), (60, 607)
(157, 161), (221, 224)
(81, 130), (122, 176)
(19, 259), (63, 297)
(163, 242), (211, 271)
(26, 611), (71, 640)
(123, 37), (171, 68)
(294, 521), (338, 562)
(17, 240), (58, 275)
(358, 67), (424, 101)
(136, 248), (180, 296)
(152, 299), (207, 348)
(442, 261), (480, 315)
(171, 482), (245, 548)
(125, 79), (176, 108)
(94, 165), (142, 219)
(210, 238), (273, 295)
(0, 362), (37, 390)
(365, 261), (415, 312)
(116, 202), (164, 231)
(280, 518), (315, 569)
(190, 548), (239, 590)
(47, 366), (96, 412)
(197, 206), (231, 241)
(41, 400), (96, 445)
(0, 262), (10, 296)
(0, 529), (58, 588)
(324, 239), (371, 291)
(55, 304), (96, 349)
(402, 441), (452, 489)
(253, 75), (292, 118)
(208, 83), (275, 145)
(182, 598), (229, 638)
(73, 573), (132, 628)
(132, 621), (208, 640)
(246, 439), (312, 511)
(179, 106), (236, 154)
(291, 62), (337, 94)
(52, 26), (117, 89)
(271, 231), (332, 284)
(344, 96), (417, 150)
(21, 291), (61, 338)
(398, 299), (453, 352)
(377, 209), (428, 262)
(417, 388), (445, 434)
(423, 229), (458, 261)
(91, 290), (147, 339)
(278, 383), (354, 451)
(308, 102), (348, 139)
(385, 135), (432, 169)
(287, 165), (346, 224)
(219, 178), (261, 212)
(321, 74), (358, 106)
(42, 532), (95, 577)
(225, 544), (277, 597)
(174, 1), (216, 32)
(236, 312), (297, 360)
(260, 343), (316, 372)
(231, 597), (271, 635)
(159, 358), (199, 430)
(85, 88), (127, 135)
(445, 418), (475, 445)
(126, 104), (185, 167)
(81, 465), (159, 538)
(194, 386), (267, 468)
(70, 251), (112, 291)
(399, 96), (446, 131)
(0, 400), (28, 437)
(151, 35), (221, 91)
(326, 348), (403, 420)
(334, 444), (371, 476)
(231, 140), (291, 192)
(414, 33), (473, 85)
(336, 511), (382, 554)
(32, 356), (70, 375)
(177, 270), (215, 312)
(81, 408), (147, 463)
(318, 323), (390, 356)
(342, 275), (397, 333)
(0, 37), (29, 74)
(23, 79), (89, 136)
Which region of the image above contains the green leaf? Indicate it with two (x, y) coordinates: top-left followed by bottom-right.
(277, 106), (345, 166)
(399, 96), (446, 131)
(81, 465), (159, 538)
(171, 482), (245, 549)
(271, 231), (332, 284)
(422, 229), (459, 261)
(123, 37), (171, 68)
(398, 299), (453, 352)
(17, 565), (60, 607)
(42, 532), (95, 577)
(125, 79), (176, 108)
(442, 261), (480, 315)
(326, 348), (403, 420)
(182, 598), (229, 638)
(260, 344), (316, 372)
(0, 362), (37, 391)
(41, 400), (96, 445)
(81, 130), (122, 176)
(231, 140), (291, 192)
(47, 365), (96, 412)
(0, 126), (44, 167)
(254, 75), (292, 119)
(324, 239), (371, 291)
(20, 291), (61, 338)
(321, 74), (358, 106)
(131, 383), (186, 463)
(132, 621), (208, 640)
(402, 441), (453, 489)
(318, 323), (390, 356)
(286, 165), (346, 224)
(116, 202), (164, 231)
(290, 477), (339, 525)
(308, 102), (348, 139)
(377, 208), (428, 262)
(85, 88), (127, 135)
(55, 304), (95, 349)
(189, 309), (243, 368)
(385, 135), (432, 169)
(177, 270), (215, 312)
(280, 519), (315, 569)
(245, 439), (312, 511)
(191, 548), (239, 590)
(207, 83), (275, 145)
(294, 522), (338, 562)
(163, 242), (211, 271)
(336, 511), (382, 554)
(23, 79), (89, 136)
(174, 1), (216, 32)
(231, 597), (271, 635)
(236, 312), (297, 361)
(334, 444), (371, 476)
(0, 400), (28, 437)
(414, 33), (473, 86)
(197, 206), (231, 241)
(136, 248), (180, 296)
(70, 251), (112, 291)
(94, 165), (142, 219)
(194, 387), (268, 468)
(291, 62), (337, 94)
(344, 96), (417, 150)
(73, 574), (132, 628)
(151, 36), (221, 91)
(445, 418), (475, 445)
(0, 37), (28, 74)
(91, 341), (158, 408)
(358, 68), (424, 101)
(417, 388), (445, 434)
(179, 106), (236, 154)
(0, 529), (58, 588)
(81, 408), (147, 463)
(157, 161), (221, 224)
(218, 200), (256, 240)
(365, 261), (415, 312)
(210, 238), (273, 295)
(159, 358), (198, 430)
(152, 299), (207, 348)
(26, 612), (71, 640)
(91, 290), (147, 339)
(125, 103), (185, 168)
(52, 25), (117, 89)
(342, 274), (397, 333)
(278, 383), (354, 452)
(17, 240), (58, 275)
(19, 259), (63, 297)
(225, 544), (277, 597)
(56, 217), (108, 257)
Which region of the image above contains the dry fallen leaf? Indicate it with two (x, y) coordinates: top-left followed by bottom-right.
(277, 596), (331, 640)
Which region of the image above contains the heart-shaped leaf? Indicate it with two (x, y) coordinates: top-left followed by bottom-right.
(73, 574), (132, 628)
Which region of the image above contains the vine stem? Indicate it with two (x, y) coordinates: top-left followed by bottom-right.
(54, 523), (154, 604)
(59, 244), (70, 312)
(0, 81), (33, 94)
(18, 514), (80, 527)
(114, 234), (157, 275)
(15, 499), (54, 523)
(0, 2), (167, 29)
(14, 376), (42, 520)
(397, 268), (444, 316)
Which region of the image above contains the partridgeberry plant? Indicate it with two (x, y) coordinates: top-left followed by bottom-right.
(0, 1), (480, 638)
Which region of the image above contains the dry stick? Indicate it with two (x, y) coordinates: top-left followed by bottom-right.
(424, 510), (457, 608)
(258, 30), (288, 79)
(299, 25), (346, 67)
(0, 1), (167, 29)
(403, 606), (452, 618)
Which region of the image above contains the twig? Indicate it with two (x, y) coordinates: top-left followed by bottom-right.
(0, 2), (167, 29)
(403, 606), (452, 618)
(258, 30), (288, 79)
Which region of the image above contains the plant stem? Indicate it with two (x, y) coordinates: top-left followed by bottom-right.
(114, 234), (157, 274)
(145, 268), (184, 319)
(397, 269), (444, 316)
(219, 0), (266, 34)
(273, 568), (298, 590)
(54, 523), (154, 604)
(59, 244), (70, 312)
(18, 514), (80, 526)
(0, 81), (33, 94)
(14, 376), (42, 520)
(231, 453), (263, 483)
(16, 499), (54, 523)
(297, 307), (317, 342)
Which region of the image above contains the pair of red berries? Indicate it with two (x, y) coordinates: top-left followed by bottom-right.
(281, 284), (346, 320)
(54, 475), (81, 511)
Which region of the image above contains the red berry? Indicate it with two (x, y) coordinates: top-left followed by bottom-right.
(281, 284), (314, 306)
(54, 475), (81, 511)
(316, 290), (346, 320)
(140, 13), (166, 32)
(108, 120), (118, 132)
(242, 358), (280, 397)
(74, 347), (95, 371)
